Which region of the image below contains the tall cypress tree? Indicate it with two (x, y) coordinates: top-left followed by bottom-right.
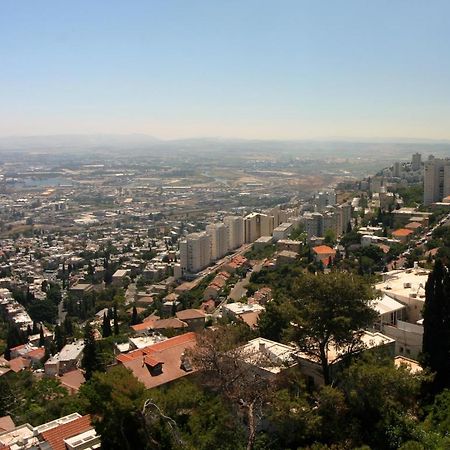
(131, 306), (139, 325)
(422, 259), (450, 396)
(39, 326), (45, 347)
(113, 304), (119, 335)
(102, 312), (112, 337)
(54, 325), (66, 352)
(82, 323), (101, 380)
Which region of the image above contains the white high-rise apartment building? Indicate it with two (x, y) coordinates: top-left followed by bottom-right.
(424, 158), (450, 205)
(244, 213), (261, 243)
(244, 213), (275, 243)
(206, 223), (229, 261)
(260, 214), (274, 237)
(223, 216), (244, 250)
(179, 232), (211, 274)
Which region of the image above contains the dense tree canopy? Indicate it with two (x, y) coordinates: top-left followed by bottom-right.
(288, 271), (377, 384)
(421, 259), (450, 398)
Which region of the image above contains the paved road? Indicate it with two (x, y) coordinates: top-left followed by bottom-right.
(228, 262), (263, 301)
(57, 294), (67, 325)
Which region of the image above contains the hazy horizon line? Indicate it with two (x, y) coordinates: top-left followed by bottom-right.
(1, 133), (450, 145)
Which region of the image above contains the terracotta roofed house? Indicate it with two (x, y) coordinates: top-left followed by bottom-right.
(391, 228), (414, 243)
(0, 416), (15, 433)
(312, 245), (336, 266)
(40, 414), (97, 450)
(176, 309), (206, 331)
(117, 332), (197, 389)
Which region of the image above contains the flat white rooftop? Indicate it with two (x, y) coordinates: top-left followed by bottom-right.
(376, 268), (430, 301)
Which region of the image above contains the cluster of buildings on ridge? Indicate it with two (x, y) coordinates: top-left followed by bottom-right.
(179, 193), (353, 276)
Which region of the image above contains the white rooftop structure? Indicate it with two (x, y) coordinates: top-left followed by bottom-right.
(35, 413), (82, 433)
(223, 302), (265, 316)
(0, 424), (37, 450)
(64, 428), (101, 450)
(376, 268), (430, 302)
(372, 294), (406, 316)
(129, 335), (168, 350)
(238, 337), (298, 374)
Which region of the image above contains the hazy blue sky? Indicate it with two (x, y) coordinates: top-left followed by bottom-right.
(1, 1), (449, 140)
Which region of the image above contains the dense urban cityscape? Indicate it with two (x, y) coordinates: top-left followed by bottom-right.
(0, 145), (449, 449)
(2, 1), (450, 449)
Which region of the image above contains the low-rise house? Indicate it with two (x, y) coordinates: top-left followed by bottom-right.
(116, 332), (197, 389)
(8, 356), (31, 373)
(276, 250), (298, 267)
(128, 334), (168, 351)
(58, 369), (86, 394)
(376, 268), (429, 323)
(371, 294), (406, 329)
(249, 287), (272, 305)
(394, 355), (423, 374)
(200, 299), (216, 313)
(176, 309), (207, 331)
(312, 245), (336, 266)
(162, 300), (181, 315)
(253, 236), (273, 249)
(237, 337), (298, 378)
(391, 228), (414, 243)
(223, 255), (249, 273)
(0, 416), (15, 433)
(276, 239), (302, 253)
(222, 302), (265, 329)
(203, 272), (230, 300)
(44, 341), (84, 377)
(112, 269), (129, 286)
(0, 413), (99, 450)
(69, 283), (93, 299)
(405, 221), (423, 233)
(296, 330), (395, 386)
(131, 316), (187, 335)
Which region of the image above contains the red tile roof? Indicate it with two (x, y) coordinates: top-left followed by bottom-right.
(176, 309), (206, 320)
(25, 347), (46, 361)
(313, 245), (336, 255)
(59, 369), (86, 393)
(41, 415), (93, 450)
(117, 332), (197, 389)
(392, 228), (414, 237)
(144, 355), (163, 367)
(0, 416), (15, 433)
(8, 356), (30, 373)
(131, 316), (158, 332)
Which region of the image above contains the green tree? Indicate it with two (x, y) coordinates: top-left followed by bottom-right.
(288, 272), (377, 385)
(257, 298), (293, 342)
(421, 259), (450, 397)
(81, 366), (157, 450)
(102, 312), (112, 338)
(63, 316), (74, 336)
(189, 327), (273, 450)
(81, 323), (102, 380)
(113, 304), (119, 335)
(423, 389), (450, 439)
(338, 353), (422, 449)
(324, 229), (336, 245)
(131, 306), (139, 325)
(28, 299), (58, 324)
(54, 325), (66, 352)
(5, 324), (27, 360)
(39, 326), (45, 347)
